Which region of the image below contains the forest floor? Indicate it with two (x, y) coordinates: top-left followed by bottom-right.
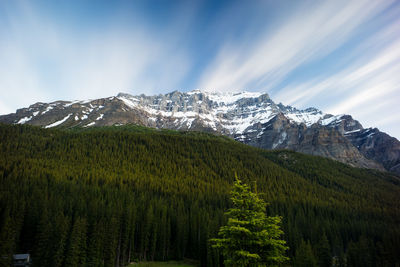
(127, 259), (198, 266)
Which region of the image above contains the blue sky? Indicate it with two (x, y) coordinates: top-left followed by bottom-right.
(0, 0), (399, 138)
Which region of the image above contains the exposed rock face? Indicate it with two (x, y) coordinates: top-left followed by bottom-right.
(241, 115), (382, 170)
(345, 128), (400, 173)
(1, 90), (399, 174)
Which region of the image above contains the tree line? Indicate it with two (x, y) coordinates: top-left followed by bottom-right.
(0, 124), (399, 266)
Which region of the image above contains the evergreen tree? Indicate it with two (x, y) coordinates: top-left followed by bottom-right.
(0, 212), (18, 266)
(64, 217), (87, 267)
(51, 212), (70, 267)
(316, 232), (331, 267)
(86, 219), (106, 267)
(34, 210), (52, 267)
(211, 177), (289, 266)
(1, 124), (400, 266)
(347, 236), (373, 267)
(294, 239), (317, 267)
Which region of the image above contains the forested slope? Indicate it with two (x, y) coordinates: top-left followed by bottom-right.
(0, 124), (399, 267)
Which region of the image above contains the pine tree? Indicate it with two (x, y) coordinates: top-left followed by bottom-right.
(294, 239), (317, 267)
(316, 232), (331, 267)
(0, 212), (17, 266)
(51, 212), (70, 267)
(347, 236), (373, 267)
(210, 177), (289, 266)
(65, 217), (87, 267)
(34, 209), (52, 267)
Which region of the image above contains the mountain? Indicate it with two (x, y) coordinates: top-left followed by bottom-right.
(1, 89), (399, 174)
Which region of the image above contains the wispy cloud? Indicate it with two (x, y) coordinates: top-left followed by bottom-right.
(273, 34), (400, 108)
(0, 0), (399, 138)
(196, 0), (399, 137)
(272, 19), (400, 137)
(0, 0), (192, 113)
(197, 0), (394, 92)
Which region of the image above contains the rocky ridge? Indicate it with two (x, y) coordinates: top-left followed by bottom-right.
(1, 90), (399, 174)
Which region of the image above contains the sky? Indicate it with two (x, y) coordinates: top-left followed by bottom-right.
(0, 0), (399, 138)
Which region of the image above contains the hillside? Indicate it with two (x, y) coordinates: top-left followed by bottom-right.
(0, 124), (399, 267)
(1, 90), (399, 174)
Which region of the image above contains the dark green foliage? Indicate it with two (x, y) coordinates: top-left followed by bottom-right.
(0, 207), (24, 266)
(0, 124), (399, 266)
(65, 217), (87, 267)
(347, 236), (374, 267)
(294, 239), (317, 267)
(52, 212), (69, 267)
(316, 233), (331, 267)
(211, 177), (288, 266)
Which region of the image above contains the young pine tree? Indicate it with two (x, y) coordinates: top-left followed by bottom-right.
(316, 232), (331, 267)
(294, 239), (317, 267)
(210, 177), (289, 266)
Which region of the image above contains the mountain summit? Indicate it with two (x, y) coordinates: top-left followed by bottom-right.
(1, 90), (399, 174)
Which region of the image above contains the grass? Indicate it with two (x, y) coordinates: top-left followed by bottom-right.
(127, 259), (198, 267)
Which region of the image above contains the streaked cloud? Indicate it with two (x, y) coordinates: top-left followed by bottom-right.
(273, 19), (400, 136)
(0, 0), (192, 112)
(197, 0), (394, 91)
(196, 0), (399, 137)
(0, 0), (399, 138)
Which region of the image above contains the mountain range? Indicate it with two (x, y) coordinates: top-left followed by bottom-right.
(1, 90), (399, 174)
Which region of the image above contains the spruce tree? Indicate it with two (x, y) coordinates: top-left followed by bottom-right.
(211, 177), (289, 266)
(294, 239), (317, 267)
(316, 232), (331, 267)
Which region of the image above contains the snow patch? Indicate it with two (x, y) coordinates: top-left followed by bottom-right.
(286, 112), (324, 126)
(41, 106), (53, 114)
(344, 129), (361, 135)
(80, 99), (93, 104)
(64, 100), (80, 107)
(236, 135), (247, 141)
(118, 96), (138, 109)
(320, 115), (344, 126)
(206, 91), (264, 105)
(17, 116), (32, 124)
(222, 109), (275, 134)
(272, 131), (287, 149)
(256, 128), (266, 139)
(85, 122), (95, 127)
(186, 89), (202, 95)
(45, 114), (72, 128)
(186, 118), (195, 128)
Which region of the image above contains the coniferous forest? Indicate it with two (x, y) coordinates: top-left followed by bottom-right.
(0, 123), (399, 267)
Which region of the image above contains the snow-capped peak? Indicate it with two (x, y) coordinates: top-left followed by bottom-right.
(110, 90), (337, 134)
(8, 90), (344, 136)
(204, 91), (266, 105)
